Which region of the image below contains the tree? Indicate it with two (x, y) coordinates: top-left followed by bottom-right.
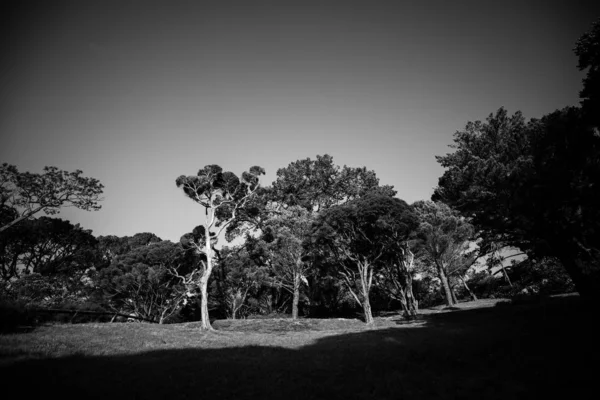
(216, 245), (268, 319)
(96, 233), (162, 268)
(1, 217), (98, 280)
(96, 240), (187, 324)
(176, 165), (264, 330)
(412, 201), (474, 306)
(433, 106), (600, 304)
(377, 241), (420, 318)
(271, 154), (395, 212)
(0, 164), (104, 233)
(313, 194), (416, 324)
(575, 18), (600, 125)
(259, 205), (313, 319)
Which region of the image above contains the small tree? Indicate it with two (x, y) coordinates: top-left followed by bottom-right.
(216, 246), (267, 319)
(260, 205), (313, 319)
(413, 201), (474, 306)
(0, 164), (104, 233)
(176, 165), (264, 330)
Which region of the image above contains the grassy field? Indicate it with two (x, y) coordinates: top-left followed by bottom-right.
(0, 294), (596, 399)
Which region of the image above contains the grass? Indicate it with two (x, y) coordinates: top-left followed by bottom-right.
(0, 294), (596, 399)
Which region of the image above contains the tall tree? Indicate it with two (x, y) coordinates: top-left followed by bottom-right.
(433, 107), (600, 304)
(271, 154), (395, 212)
(412, 201), (474, 307)
(313, 194), (416, 324)
(176, 165), (264, 330)
(0, 164), (104, 233)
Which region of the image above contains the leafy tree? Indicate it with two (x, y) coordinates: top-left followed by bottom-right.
(433, 106), (600, 305)
(96, 233), (162, 268)
(96, 240), (187, 323)
(271, 154), (395, 212)
(216, 246), (268, 319)
(412, 201), (474, 306)
(176, 165), (264, 330)
(376, 241), (419, 318)
(313, 194), (416, 324)
(1, 217), (97, 281)
(0, 164), (104, 233)
(258, 205), (314, 319)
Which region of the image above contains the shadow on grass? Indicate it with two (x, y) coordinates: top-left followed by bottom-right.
(2, 295), (597, 400)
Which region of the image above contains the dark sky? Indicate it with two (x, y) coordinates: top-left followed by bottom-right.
(1, 0), (599, 241)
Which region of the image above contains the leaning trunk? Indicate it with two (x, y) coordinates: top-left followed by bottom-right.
(462, 278), (478, 301)
(437, 262), (455, 306)
(451, 286), (458, 304)
(292, 273), (300, 320)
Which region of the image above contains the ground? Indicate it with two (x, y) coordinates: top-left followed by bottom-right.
(0, 294), (596, 399)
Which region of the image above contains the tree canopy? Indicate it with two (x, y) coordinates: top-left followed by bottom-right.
(0, 164), (104, 234)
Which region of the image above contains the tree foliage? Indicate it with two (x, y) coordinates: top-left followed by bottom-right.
(575, 18), (600, 124)
(96, 240), (187, 323)
(271, 154), (395, 212)
(0, 164), (104, 234)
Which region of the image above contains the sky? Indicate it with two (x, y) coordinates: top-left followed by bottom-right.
(1, 0), (599, 243)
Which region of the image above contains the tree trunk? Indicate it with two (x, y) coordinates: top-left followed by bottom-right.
(292, 273), (300, 320)
(401, 271), (418, 318)
(359, 263), (374, 325)
(199, 275), (211, 329)
(362, 295), (374, 325)
(462, 278), (478, 301)
(500, 264), (513, 287)
(437, 262), (455, 306)
(451, 286), (458, 304)
(197, 221), (214, 330)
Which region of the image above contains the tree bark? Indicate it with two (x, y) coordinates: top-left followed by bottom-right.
(199, 275), (211, 329)
(359, 262), (374, 325)
(451, 286), (458, 304)
(292, 273), (300, 319)
(437, 262), (455, 306)
(401, 270), (418, 318)
(0, 207), (42, 234)
(462, 278), (478, 301)
(196, 223), (213, 330)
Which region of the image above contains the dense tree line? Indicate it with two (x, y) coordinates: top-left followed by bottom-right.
(2, 19), (597, 329)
